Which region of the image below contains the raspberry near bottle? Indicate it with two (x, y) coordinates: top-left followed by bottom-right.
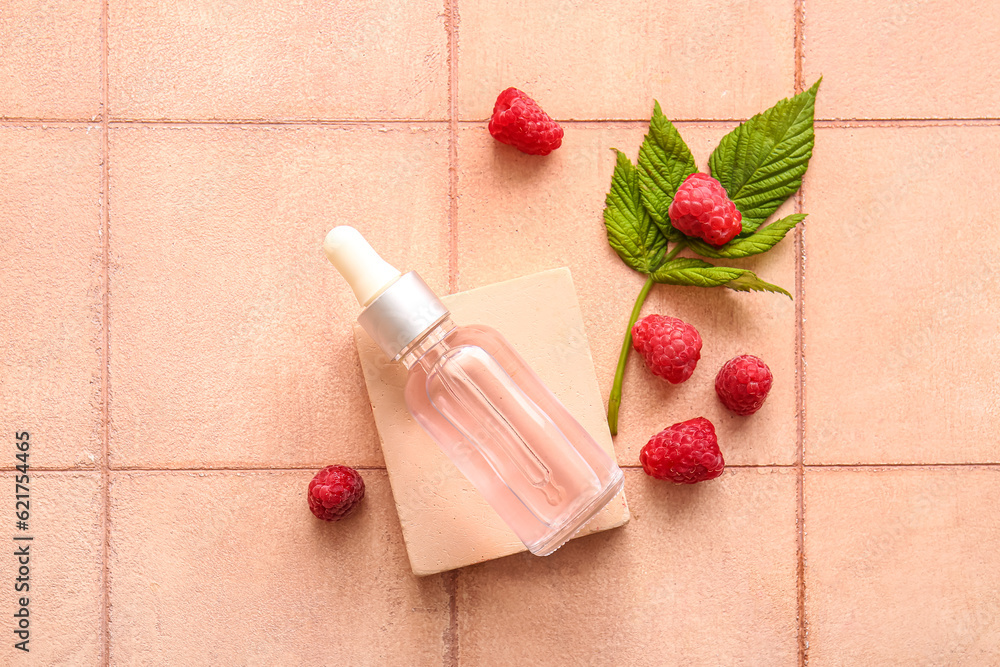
(324, 227), (624, 556)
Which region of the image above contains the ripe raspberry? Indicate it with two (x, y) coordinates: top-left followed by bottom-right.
(308, 465), (365, 521)
(640, 417), (725, 484)
(631, 314), (702, 384)
(488, 87), (564, 156)
(668, 173), (743, 246)
(715, 354), (773, 416)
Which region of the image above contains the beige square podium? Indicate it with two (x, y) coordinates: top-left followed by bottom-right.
(354, 267), (629, 576)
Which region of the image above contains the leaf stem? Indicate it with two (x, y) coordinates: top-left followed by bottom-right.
(607, 240), (686, 435)
(654, 239), (686, 272)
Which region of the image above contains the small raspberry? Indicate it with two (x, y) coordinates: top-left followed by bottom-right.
(640, 417), (725, 484)
(488, 87), (564, 156)
(308, 465), (365, 521)
(668, 173), (743, 246)
(715, 354), (773, 416)
(631, 314), (702, 384)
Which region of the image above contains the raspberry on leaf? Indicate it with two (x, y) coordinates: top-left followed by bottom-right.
(668, 172), (743, 246)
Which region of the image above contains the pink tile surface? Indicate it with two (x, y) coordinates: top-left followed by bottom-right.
(0, 127), (103, 469)
(456, 124), (798, 466)
(805, 0), (1000, 119)
(804, 125), (1000, 464)
(458, 0), (795, 121)
(0, 0), (102, 119)
(108, 125), (448, 469)
(459, 468), (798, 665)
(108, 0), (448, 120)
(805, 468), (1000, 664)
(108, 470), (449, 664)
(0, 472), (104, 664)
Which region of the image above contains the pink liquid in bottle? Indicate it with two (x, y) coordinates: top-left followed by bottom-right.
(402, 321), (623, 555)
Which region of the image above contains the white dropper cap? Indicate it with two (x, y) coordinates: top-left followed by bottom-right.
(323, 226), (450, 361)
(323, 226), (402, 306)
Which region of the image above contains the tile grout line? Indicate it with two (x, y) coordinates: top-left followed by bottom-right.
(443, 571), (459, 667)
(793, 0), (807, 664)
(108, 466), (393, 473)
(108, 118), (452, 127)
(7, 117), (1000, 127)
(785, 462), (1000, 469)
(0, 119), (102, 126)
(99, 0), (111, 664)
(446, 0), (460, 297)
(795, 199), (808, 662)
(794, 0), (805, 92)
(444, 0), (460, 665)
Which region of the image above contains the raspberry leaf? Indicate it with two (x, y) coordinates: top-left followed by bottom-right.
(637, 102), (698, 241)
(709, 79), (820, 235)
(603, 150), (668, 275)
(652, 257), (791, 298)
(687, 214), (807, 258)
(651, 257), (744, 287)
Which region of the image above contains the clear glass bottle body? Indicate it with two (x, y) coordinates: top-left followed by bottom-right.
(401, 318), (624, 556)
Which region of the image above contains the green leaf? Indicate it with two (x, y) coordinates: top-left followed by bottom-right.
(652, 256), (792, 298)
(637, 101), (698, 241)
(724, 272), (792, 298)
(603, 149), (667, 275)
(651, 257), (744, 287)
(687, 214), (806, 258)
(709, 79), (821, 234)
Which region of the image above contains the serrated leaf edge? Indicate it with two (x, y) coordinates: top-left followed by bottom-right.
(708, 79), (820, 234)
(603, 149), (668, 275)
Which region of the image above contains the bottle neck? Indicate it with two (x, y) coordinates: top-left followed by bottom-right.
(356, 271), (450, 361)
(400, 317), (456, 370)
